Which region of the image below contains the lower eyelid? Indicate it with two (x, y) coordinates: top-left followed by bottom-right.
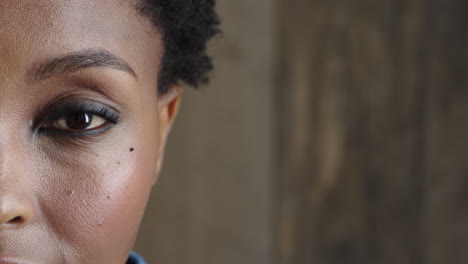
(39, 122), (115, 137)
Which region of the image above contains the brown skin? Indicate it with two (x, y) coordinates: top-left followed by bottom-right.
(0, 0), (181, 263)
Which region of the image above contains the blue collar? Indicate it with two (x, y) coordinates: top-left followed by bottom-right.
(127, 251), (146, 264)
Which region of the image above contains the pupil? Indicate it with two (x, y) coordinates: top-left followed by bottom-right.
(66, 113), (93, 129)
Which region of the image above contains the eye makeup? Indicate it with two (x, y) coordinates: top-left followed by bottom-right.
(35, 98), (120, 138)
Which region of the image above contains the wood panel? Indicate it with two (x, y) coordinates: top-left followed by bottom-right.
(277, 0), (468, 263)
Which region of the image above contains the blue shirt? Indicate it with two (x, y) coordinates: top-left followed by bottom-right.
(127, 251), (146, 264)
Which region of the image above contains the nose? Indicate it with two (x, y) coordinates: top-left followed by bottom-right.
(0, 193), (34, 230)
(0, 122), (36, 230)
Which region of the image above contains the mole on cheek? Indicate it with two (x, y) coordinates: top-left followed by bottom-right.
(130, 148), (134, 152)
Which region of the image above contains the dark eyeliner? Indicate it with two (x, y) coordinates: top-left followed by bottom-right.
(36, 100), (120, 136)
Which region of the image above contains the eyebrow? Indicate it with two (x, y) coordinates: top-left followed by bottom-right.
(28, 48), (137, 83)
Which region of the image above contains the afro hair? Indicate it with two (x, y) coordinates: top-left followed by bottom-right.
(138, 0), (220, 94)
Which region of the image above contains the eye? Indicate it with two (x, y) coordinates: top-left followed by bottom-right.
(49, 112), (108, 131)
(37, 100), (120, 136)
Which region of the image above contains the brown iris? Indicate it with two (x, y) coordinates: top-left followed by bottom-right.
(65, 112), (93, 130)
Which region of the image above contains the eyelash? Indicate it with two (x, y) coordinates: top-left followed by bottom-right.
(36, 101), (120, 138)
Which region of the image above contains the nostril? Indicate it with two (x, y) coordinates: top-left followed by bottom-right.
(0, 197), (35, 229)
(7, 216), (23, 225)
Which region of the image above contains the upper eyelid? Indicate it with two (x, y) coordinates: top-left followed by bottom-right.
(51, 103), (115, 118)
(40, 99), (117, 118)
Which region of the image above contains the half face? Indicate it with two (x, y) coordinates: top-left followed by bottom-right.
(0, 0), (177, 263)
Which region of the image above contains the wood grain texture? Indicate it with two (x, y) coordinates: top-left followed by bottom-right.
(277, 0), (468, 263)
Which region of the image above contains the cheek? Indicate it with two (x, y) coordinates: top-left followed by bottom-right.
(35, 117), (159, 261)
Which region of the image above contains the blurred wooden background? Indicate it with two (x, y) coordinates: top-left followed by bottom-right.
(277, 0), (468, 263)
(136, 0), (468, 263)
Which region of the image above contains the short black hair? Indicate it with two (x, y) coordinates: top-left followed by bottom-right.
(138, 0), (220, 94)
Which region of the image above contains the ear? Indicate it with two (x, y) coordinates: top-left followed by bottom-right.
(154, 84), (183, 183)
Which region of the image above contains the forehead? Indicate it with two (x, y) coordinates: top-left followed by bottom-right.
(0, 0), (139, 35)
(0, 0), (160, 83)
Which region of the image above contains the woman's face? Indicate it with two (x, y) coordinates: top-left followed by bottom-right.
(0, 0), (179, 263)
